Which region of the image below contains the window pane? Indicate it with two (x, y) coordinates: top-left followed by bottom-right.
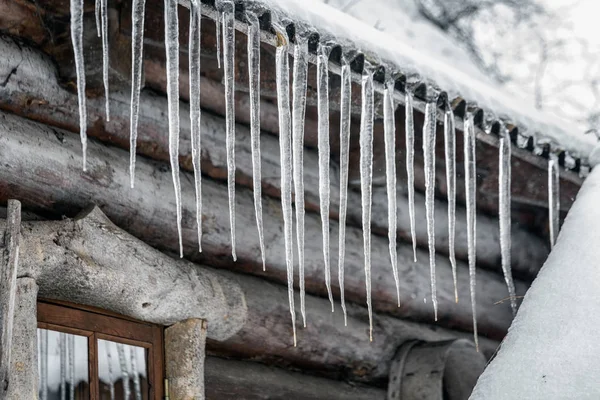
(37, 328), (90, 399)
(98, 339), (149, 400)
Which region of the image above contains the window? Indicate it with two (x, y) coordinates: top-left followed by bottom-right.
(37, 300), (164, 399)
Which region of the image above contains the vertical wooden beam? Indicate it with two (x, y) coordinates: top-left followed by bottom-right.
(165, 319), (207, 399)
(4, 278), (39, 399)
(0, 199), (21, 393)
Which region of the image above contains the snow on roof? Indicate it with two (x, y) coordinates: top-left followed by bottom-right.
(258, 0), (597, 165)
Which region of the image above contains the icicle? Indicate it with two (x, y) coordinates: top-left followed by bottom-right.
(60, 332), (66, 400)
(116, 343), (131, 399)
(129, 0), (146, 188)
(247, 13), (266, 271)
(423, 97), (439, 321)
(70, 0), (87, 170)
(317, 42), (334, 312)
(549, 153), (560, 248)
(338, 55), (351, 326)
(292, 36), (308, 327)
(131, 347), (142, 400)
(383, 77), (400, 307)
(444, 103), (458, 303)
(360, 62), (375, 341)
(274, 23), (296, 346)
(405, 90), (417, 262)
(40, 330), (48, 400)
(221, 0), (237, 260)
(107, 342), (115, 400)
(189, 0), (203, 251)
(216, 10), (222, 69)
(101, 0), (110, 121)
(164, 0), (183, 257)
(68, 335), (75, 400)
(95, 0), (101, 37)
(499, 129), (517, 316)
(464, 110), (478, 350)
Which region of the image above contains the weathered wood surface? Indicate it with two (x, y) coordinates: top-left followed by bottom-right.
(0, 109), (524, 340)
(205, 356), (386, 400)
(166, 319), (207, 399)
(13, 206), (246, 341)
(0, 35), (549, 278)
(0, 200), (21, 393)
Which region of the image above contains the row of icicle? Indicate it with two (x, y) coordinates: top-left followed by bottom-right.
(70, 0), (562, 347)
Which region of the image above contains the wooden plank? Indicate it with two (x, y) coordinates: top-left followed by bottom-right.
(0, 109), (521, 340)
(0, 199), (21, 393)
(0, 35), (550, 278)
(205, 356), (386, 400)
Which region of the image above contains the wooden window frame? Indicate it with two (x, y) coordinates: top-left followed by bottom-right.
(37, 299), (164, 400)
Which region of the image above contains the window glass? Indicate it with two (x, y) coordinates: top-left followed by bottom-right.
(98, 339), (149, 400)
(37, 328), (90, 399)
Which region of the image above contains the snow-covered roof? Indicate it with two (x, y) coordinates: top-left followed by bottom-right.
(247, 0), (596, 169)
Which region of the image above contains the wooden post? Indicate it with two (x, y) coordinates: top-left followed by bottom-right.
(0, 199), (21, 393)
(165, 319), (207, 400)
(4, 278), (39, 399)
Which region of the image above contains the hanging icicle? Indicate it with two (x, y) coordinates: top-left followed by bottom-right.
(383, 77), (400, 307)
(360, 61), (375, 341)
(70, 0), (87, 170)
(317, 42), (334, 312)
(116, 344), (130, 399)
(60, 332), (66, 400)
(405, 89), (417, 263)
(220, 0), (237, 260)
(68, 335), (75, 400)
(129, 0), (147, 188)
(444, 101), (458, 303)
(292, 35), (308, 327)
(106, 342), (115, 400)
(189, 0), (203, 251)
(338, 55), (351, 326)
(246, 12), (266, 271)
(131, 347), (142, 400)
(549, 152), (560, 248)
(216, 7), (222, 69)
(274, 23), (296, 346)
(100, 0), (110, 121)
(164, 0), (183, 258)
(423, 95), (439, 321)
(464, 109), (479, 350)
(40, 330), (48, 400)
(95, 0), (101, 37)
(499, 127), (517, 316)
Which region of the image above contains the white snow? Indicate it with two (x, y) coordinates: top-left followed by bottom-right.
(471, 166), (600, 400)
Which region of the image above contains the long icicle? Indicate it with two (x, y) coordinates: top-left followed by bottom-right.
(444, 103), (458, 302)
(247, 12), (266, 271)
(292, 36), (308, 326)
(189, 0), (203, 251)
(101, 0), (110, 121)
(464, 110), (478, 350)
(216, 9), (221, 69)
(360, 62), (375, 341)
(423, 97), (439, 321)
(338, 55), (351, 326)
(68, 335), (75, 400)
(405, 90), (417, 262)
(60, 333), (66, 400)
(40, 330), (48, 400)
(499, 128), (517, 316)
(116, 343), (130, 399)
(274, 24), (296, 346)
(131, 347), (142, 400)
(70, 0), (87, 170)
(164, 0), (183, 257)
(106, 342), (115, 400)
(95, 0), (101, 37)
(549, 153), (560, 248)
(383, 78), (400, 307)
(129, 0), (146, 187)
(317, 43), (334, 312)
(222, 0), (237, 260)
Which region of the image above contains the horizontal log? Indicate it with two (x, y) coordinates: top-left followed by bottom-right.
(205, 356), (386, 400)
(0, 35), (548, 278)
(0, 106), (523, 339)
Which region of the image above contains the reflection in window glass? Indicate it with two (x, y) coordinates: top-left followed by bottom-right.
(37, 328), (90, 399)
(98, 339), (148, 400)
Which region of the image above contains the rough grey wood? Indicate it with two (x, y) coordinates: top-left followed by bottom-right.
(0, 199), (21, 393)
(3, 278), (38, 399)
(16, 207), (246, 341)
(0, 35), (549, 277)
(166, 319), (207, 400)
(205, 356), (386, 400)
(0, 109), (523, 338)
